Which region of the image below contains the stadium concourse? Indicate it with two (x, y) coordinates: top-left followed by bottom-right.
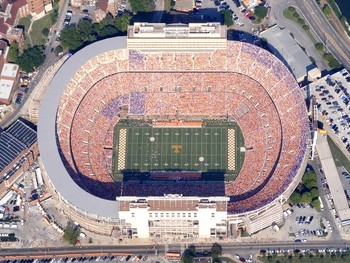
(38, 23), (309, 238)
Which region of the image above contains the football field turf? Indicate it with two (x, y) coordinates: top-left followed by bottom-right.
(114, 123), (244, 175)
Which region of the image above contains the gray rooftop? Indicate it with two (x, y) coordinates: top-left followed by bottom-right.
(260, 25), (316, 81)
(0, 119), (36, 174)
(38, 37), (127, 219)
(317, 135), (350, 223)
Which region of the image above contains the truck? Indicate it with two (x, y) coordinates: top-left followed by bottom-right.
(319, 196), (324, 210)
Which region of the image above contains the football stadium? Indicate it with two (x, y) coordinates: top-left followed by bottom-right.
(38, 23), (309, 238)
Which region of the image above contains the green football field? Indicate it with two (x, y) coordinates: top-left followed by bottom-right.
(113, 122), (245, 176)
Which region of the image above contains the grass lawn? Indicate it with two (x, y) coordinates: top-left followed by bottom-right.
(283, 7), (317, 44)
(30, 14), (52, 46)
(327, 136), (350, 172)
(18, 15), (32, 48)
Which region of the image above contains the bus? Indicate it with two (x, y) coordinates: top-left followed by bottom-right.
(166, 252), (181, 259)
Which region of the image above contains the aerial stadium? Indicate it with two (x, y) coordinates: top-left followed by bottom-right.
(38, 23), (309, 238)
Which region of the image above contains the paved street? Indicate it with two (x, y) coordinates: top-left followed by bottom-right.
(1, 240), (350, 258)
(268, 0), (328, 72)
(294, 0), (350, 70)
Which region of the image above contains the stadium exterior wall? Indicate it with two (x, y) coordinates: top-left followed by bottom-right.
(38, 34), (310, 238)
(227, 143), (310, 235)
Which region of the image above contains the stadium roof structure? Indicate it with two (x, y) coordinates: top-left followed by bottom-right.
(0, 119), (36, 174)
(260, 25), (316, 83)
(38, 37), (127, 219)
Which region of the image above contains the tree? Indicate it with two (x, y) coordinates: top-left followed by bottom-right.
(297, 18), (305, 25)
(78, 20), (93, 40)
(323, 5), (331, 16)
(99, 12), (115, 29)
(63, 225), (80, 245)
(290, 192), (301, 204)
(188, 245), (196, 256)
(315, 42), (324, 52)
(305, 180), (318, 190)
(302, 24), (310, 31)
(129, 0), (155, 13)
(302, 171), (317, 183)
(211, 242), (222, 262)
(288, 6), (295, 12)
(17, 45), (45, 72)
(310, 188), (319, 199)
(323, 53), (333, 62)
(114, 13), (132, 32)
(329, 58), (341, 69)
(42, 28), (49, 36)
(311, 198), (320, 209)
(55, 45), (63, 54)
(292, 12), (300, 19)
(221, 10), (233, 27)
(98, 25), (118, 38)
(8, 41), (18, 63)
(50, 8), (58, 24)
(60, 26), (84, 51)
(254, 6), (268, 19)
(301, 192), (312, 203)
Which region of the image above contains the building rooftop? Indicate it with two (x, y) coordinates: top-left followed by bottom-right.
(0, 79), (14, 100)
(260, 25), (316, 82)
(316, 135), (350, 223)
(0, 119), (37, 175)
(1, 63), (19, 79)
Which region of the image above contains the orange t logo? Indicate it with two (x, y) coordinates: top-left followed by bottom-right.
(172, 145), (182, 153)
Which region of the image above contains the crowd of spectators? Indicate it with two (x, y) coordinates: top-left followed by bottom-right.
(55, 41), (309, 213)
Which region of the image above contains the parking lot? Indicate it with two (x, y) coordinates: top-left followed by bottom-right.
(309, 69), (350, 152)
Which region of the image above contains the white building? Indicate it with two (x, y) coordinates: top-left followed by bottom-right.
(118, 195), (229, 238)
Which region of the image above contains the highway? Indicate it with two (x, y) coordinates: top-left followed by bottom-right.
(294, 0), (350, 70)
(1, 240), (350, 258)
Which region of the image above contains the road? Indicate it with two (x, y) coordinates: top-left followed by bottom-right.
(294, 0), (350, 70)
(0, 0), (69, 129)
(1, 240), (350, 258)
(269, 0), (328, 71)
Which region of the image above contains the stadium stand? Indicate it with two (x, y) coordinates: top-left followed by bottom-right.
(54, 40), (308, 215)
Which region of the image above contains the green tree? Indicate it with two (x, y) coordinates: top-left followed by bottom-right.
(99, 12), (115, 29)
(221, 10), (233, 27)
(305, 180), (318, 190)
(310, 188), (319, 199)
(8, 41), (18, 62)
(254, 6), (268, 19)
(129, 0), (155, 13)
(290, 192), (301, 204)
(315, 42), (324, 52)
(17, 45), (45, 72)
(50, 9), (58, 24)
(293, 12), (300, 19)
(323, 5), (331, 16)
(55, 45), (63, 54)
(78, 20), (93, 41)
(42, 28), (49, 36)
(63, 225), (80, 245)
(288, 6), (295, 12)
(323, 53), (333, 62)
(60, 26), (83, 51)
(114, 13), (132, 32)
(188, 245), (196, 256)
(329, 58), (341, 69)
(302, 171), (317, 183)
(297, 18), (305, 25)
(302, 24), (310, 31)
(301, 192), (312, 203)
(181, 254), (193, 263)
(211, 242), (222, 262)
(98, 25), (118, 38)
